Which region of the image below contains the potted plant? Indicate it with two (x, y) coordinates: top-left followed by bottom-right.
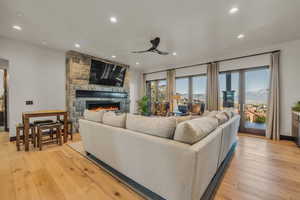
(292, 101), (300, 112)
(137, 96), (150, 116)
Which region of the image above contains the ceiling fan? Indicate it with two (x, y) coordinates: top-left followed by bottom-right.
(132, 37), (169, 55)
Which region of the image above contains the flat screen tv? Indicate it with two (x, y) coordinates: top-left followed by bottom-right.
(89, 59), (126, 87)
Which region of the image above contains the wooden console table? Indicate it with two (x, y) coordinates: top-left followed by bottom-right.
(292, 111), (300, 146)
(22, 110), (68, 151)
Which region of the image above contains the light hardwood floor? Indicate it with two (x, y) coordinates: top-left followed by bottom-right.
(0, 132), (300, 200)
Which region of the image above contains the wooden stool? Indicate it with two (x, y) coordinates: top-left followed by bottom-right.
(37, 122), (62, 150)
(16, 123), (35, 151)
(58, 120), (73, 140)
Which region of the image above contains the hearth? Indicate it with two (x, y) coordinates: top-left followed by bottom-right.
(86, 101), (120, 111)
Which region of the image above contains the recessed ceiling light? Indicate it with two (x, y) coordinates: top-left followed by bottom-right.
(136, 62), (140, 65)
(111, 55), (116, 58)
(74, 43), (80, 48)
(172, 52), (177, 56)
(110, 17), (118, 23)
(237, 34), (245, 39)
(12, 25), (22, 31)
(229, 7), (239, 14)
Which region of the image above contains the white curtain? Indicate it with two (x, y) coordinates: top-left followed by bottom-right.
(206, 62), (220, 111)
(266, 51), (280, 140)
(140, 73), (146, 97)
(167, 69), (176, 112)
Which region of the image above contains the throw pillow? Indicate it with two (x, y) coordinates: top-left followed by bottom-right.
(126, 114), (176, 138)
(83, 109), (105, 122)
(103, 112), (126, 128)
(173, 117), (218, 144)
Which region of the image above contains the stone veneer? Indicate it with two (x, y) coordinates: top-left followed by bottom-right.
(66, 51), (130, 131)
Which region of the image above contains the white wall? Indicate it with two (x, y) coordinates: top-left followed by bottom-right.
(145, 71), (167, 81)
(0, 37), (66, 137)
(219, 54), (270, 72)
(129, 69), (142, 113)
(176, 64), (207, 77)
(276, 40), (300, 136)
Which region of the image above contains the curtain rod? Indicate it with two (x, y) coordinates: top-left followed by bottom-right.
(143, 50), (280, 75)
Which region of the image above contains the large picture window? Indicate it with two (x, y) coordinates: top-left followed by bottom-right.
(175, 75), (207, 114)
(175, 77), (189, 105)
(219, 72), (239, 111)
(157, 80), (167, 103)
(146, 79), (168, 115)
(192, 75), (207, 104)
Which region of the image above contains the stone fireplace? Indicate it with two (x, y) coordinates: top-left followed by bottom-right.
(66, 51), (130, 131)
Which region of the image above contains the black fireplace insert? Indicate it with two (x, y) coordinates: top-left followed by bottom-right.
(86, 101), (120, 111)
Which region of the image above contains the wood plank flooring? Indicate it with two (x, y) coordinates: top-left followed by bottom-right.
(0, 132), (300, 200)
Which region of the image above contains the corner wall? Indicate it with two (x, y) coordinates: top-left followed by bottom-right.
(0, 36), (66, 137)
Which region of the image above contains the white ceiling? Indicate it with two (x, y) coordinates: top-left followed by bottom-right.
(1, 0), (300, 72)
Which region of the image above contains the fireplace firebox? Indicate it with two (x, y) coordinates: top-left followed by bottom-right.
(86, 101), (120, 111)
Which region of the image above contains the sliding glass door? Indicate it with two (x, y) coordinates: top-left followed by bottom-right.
(219, 67), (269, 135)
(240, 67), (270, 134)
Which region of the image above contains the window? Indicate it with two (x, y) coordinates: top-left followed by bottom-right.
(157, 80), (167, 103)
(175, 77), (189, 105)
(244, 68), (269, 131)
(192, 75), (207, 104)
(219, 72), (239, 111)
(146, 79), (168, 114)
(175, 75), (207, 113)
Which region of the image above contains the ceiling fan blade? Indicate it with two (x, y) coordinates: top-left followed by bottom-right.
(155, 49), (169, 55)
(150, 37), (160, 48)
(132, 46), (156, 53)
(131, 50), (150, 53)
(131, 37), (169, 55)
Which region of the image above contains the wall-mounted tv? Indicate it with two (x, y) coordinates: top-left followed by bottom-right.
(89, 59), (126, 87)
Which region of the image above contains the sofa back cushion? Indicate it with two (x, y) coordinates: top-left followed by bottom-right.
(214, 112), (229, 125)
(126, 114), (176, 138)
(103, 112), (126, 128)
(174, 117), (218, 144)
(223, 108), (234, 119)
(202, 110), (218, 118)
(175, 115), (192, 125)
(83, 109), (105, 122)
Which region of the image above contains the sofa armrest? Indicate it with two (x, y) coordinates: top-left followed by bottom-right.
(190, 128), (223, 200)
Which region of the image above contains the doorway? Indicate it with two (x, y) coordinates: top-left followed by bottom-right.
(220, 66), (270, 135)
(239, 67), (270, 135)
(0, 59), (9, 132)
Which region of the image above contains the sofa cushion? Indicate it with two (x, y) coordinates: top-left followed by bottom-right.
(83, 109), (105, 122)
(202, 110), (218, 118)
(126, 114), (176, 138)
(214, 112), (229, 125)
(175, 115), (192, 125)
(103, 112), (126, 128)
(190, 115), (202, 120)
(223, 108), (234, 119)
(174, 117), (218, 144)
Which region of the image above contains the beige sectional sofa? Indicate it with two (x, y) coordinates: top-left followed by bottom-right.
(79, 111), (240, 200)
